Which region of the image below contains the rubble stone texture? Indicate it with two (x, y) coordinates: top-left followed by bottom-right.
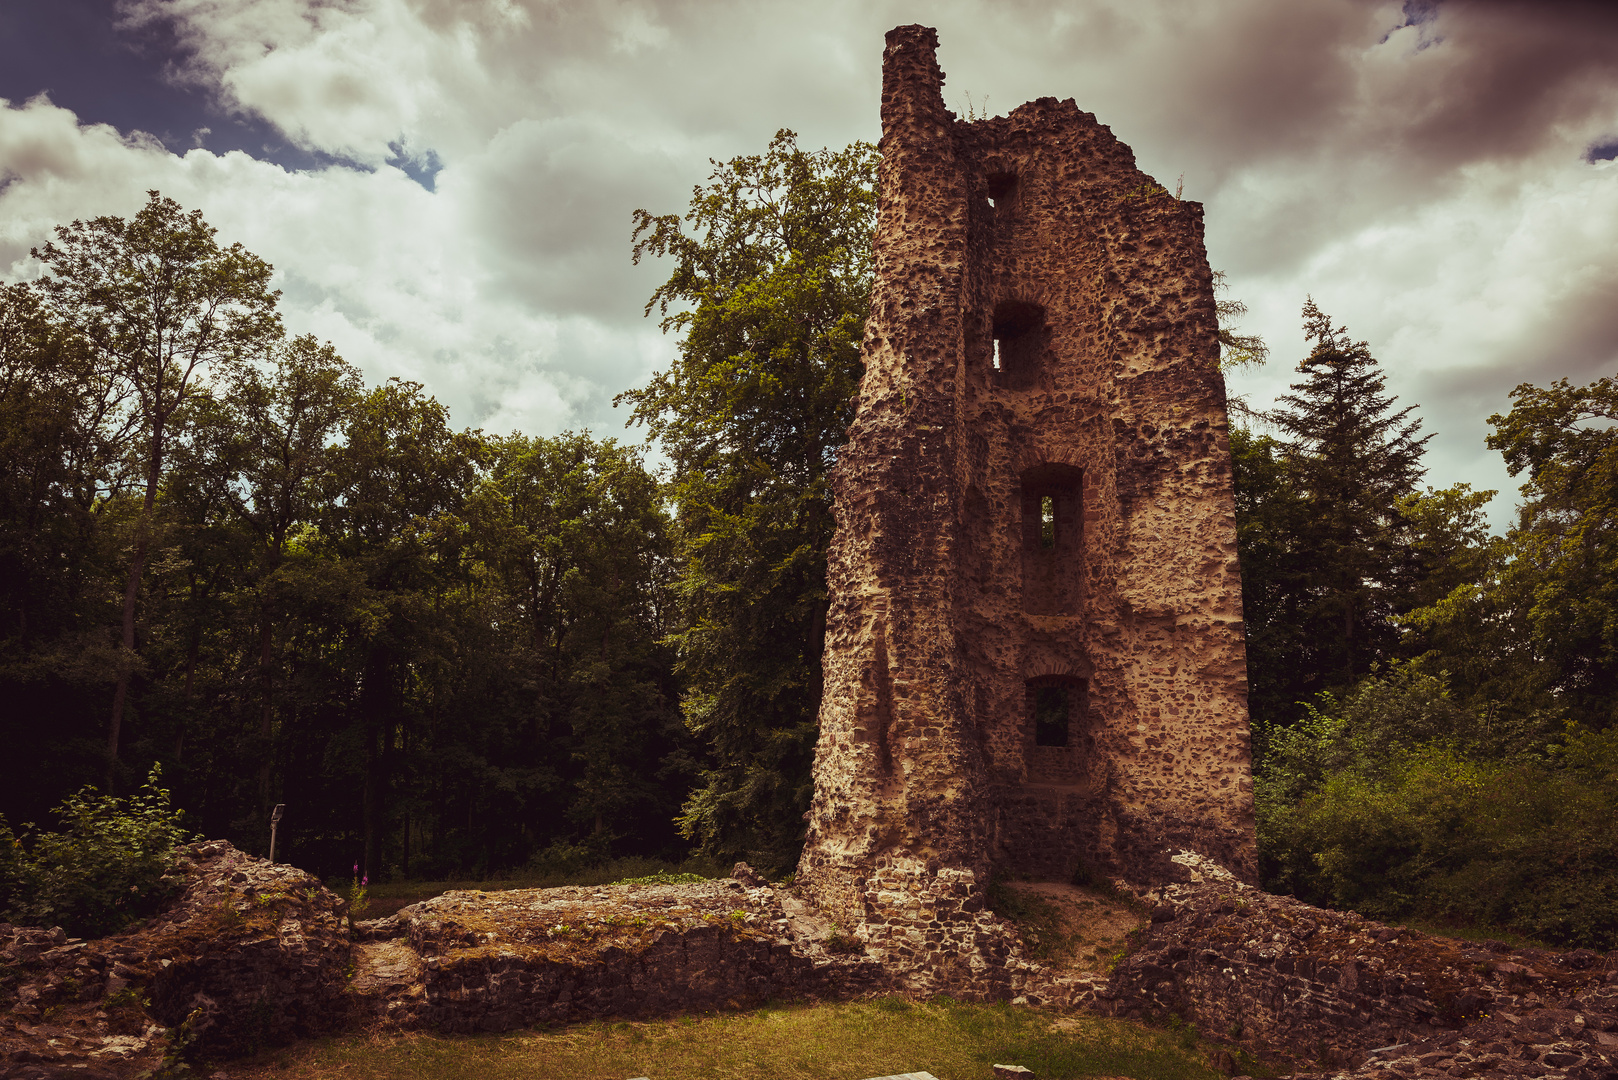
(1100, 874), (1618, 1080)
(798, 24), (1256, 951)
(346, 871), (889, 1032)
(0, 840), (350, 1073)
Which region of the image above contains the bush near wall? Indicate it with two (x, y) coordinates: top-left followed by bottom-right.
(1257, 666), (1618, 951)
(0, 766), (194, 938)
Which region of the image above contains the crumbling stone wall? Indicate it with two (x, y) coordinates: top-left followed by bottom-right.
(1, 840), (351, 1073)
(348, 872), (888, 1032)
(1104, 872), (1618, 1078)
(798, 24), (1255, 951)
(0, 847), (887, 1071)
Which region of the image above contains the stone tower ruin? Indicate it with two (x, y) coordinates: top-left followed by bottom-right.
(797, 26), (1257, 967)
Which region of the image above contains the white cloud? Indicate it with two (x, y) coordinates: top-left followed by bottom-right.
(2, 0), (1617, 521)
(0, 90), (666, 438)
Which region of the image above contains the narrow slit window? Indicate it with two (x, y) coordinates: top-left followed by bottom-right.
(1040, 495), (1055, 548)
(993, 338), (1002, 371)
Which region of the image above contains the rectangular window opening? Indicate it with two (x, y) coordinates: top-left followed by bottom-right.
(1034, 684), (1070, 747)
(1040, 495), (1055, 548)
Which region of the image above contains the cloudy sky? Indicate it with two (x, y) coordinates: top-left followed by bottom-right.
(2, 0), (1616, 527)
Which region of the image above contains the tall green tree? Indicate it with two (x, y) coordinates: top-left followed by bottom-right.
(472, 433), (687, 856)
(321, 379), (481, 879)
(0, 283), (138, 812)
(1486, 374), (1618, 727)
(1212, 271), (1269, 376)
(1407, 373), (1618, 732)
(0, 282), (129, 649)
(31, 193), (282, 785)
(1264, 301), (1430, 685)
(215, 336), (363, 811)
(1229, 426), (1313, 747)
(619, 130), (878, 870)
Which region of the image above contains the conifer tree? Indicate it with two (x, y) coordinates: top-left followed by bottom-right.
(1265, 299), (1431, 688)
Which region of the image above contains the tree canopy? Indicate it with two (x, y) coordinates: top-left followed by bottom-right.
(0, 195), (694, 883)
(619, 130), (878, 871)
(4, 150), (1618, 949)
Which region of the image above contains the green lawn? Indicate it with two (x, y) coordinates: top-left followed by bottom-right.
(234, 997), (1233, 1080)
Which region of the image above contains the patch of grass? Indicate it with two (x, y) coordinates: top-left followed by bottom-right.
(611, 870), (710, 887)
(1395, 916), (1554, 952)
(351, 857), (725, 919)
(987, 880), (1079, 963)
(232, 998), (1224, 1080)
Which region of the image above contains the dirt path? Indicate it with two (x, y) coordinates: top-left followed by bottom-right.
(992, 881), (1146, 974)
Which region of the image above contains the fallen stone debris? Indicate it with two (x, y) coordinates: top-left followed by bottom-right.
(0, 839), (348, 1077)
(1098, 865), (1618, 1080)
(0, 844), (885, 1075)
(3, 841), (1613, 1080)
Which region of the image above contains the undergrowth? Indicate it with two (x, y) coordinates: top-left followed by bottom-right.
(0, 766), (194, 937)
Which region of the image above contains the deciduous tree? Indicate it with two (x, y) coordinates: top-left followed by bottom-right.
(32, 193), (282, 785)
(619, 131), (878, 869)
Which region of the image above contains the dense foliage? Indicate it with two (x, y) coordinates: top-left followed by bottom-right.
(0, 767), (194, 938)
(5, 144), (1618, 950)
(1239, 303), (1618, 948)
(1257, 667), (1618, 949)
(618, 130), (878, 872)
(1234, 301), (1436, 740)
(0, 199), (694, 883)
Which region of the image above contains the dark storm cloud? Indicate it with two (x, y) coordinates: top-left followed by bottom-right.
(2, 0), (1616, 504)
(0, 0), (368, 171)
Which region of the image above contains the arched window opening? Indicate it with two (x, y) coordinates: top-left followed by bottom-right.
(1020, 463), (1083, 615)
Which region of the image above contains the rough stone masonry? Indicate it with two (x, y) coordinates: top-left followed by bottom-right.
(796, 24), (1256, 971)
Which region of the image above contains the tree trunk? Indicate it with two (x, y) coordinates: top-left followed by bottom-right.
(362, 648), (388, 882)
(106, 459), (160, 790)
(258, 611), (274, 808)
(363, 720), (381, 882)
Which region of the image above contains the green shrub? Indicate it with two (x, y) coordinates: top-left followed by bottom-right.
(0, 766), (195, 938)
(1257, 668), (1618, 949)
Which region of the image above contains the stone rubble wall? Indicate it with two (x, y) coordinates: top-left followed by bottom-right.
(1291, 999), (1618, 1080)
(1, 846), (893, 1073)
(6, 839), (1617, 1080)
(1, 840), (350, 1075)
(798, 25), (1256, 978)
(350, 869), (890, 1032)
(850, 857), (1019, 998)
(1092, 861), (1618, 1079)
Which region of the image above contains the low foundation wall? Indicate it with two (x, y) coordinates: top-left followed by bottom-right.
(4, 842), (1616, 1080)
(350, 875), (888, 1031)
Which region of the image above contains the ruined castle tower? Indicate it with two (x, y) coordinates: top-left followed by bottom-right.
(796, 26), (1257, 958)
